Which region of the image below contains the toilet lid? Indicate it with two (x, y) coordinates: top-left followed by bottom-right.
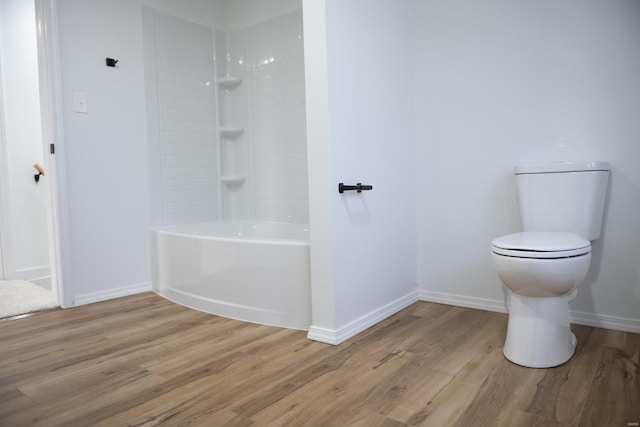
(491, 232), (591, 259)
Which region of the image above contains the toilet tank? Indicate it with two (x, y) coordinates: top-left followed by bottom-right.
(516, 161), (610, 240)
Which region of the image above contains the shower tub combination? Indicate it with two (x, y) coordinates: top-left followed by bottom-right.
(150, 222), (311, 330)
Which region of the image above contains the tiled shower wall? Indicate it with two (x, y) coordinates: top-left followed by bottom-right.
(145, 6), (308, 226)
(235, 9), (308, 223)
(146, 9), (219, 226)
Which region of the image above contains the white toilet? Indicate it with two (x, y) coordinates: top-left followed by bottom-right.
(491, 161), (610, 368)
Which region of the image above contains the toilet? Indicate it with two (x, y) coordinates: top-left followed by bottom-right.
(491, 161), (610, 368)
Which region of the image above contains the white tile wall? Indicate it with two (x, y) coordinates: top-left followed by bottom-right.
(146, 5), (307, 226)
(153, 10), (219, 226)
(230, 9), (308, 223)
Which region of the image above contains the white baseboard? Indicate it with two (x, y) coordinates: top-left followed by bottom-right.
(307, 291), (419, 345)
(74, 282), (152, 306)
(419, 289), (640, 334)
(419, 290), (508, 314)
(16, 265), (50, 281)
(13, 265), (52, 290)
(306, 325), (339, 345)
(570, 310), (640, 334)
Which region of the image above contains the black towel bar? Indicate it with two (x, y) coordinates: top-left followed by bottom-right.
(338, 183), (373, 194)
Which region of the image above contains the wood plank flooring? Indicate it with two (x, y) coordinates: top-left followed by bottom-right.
(0, 292), (638, 426)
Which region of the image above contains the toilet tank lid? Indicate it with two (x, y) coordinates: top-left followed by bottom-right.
(492, 232), (591, 252)
(515, 161), (610, 175)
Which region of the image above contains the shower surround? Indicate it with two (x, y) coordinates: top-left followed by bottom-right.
(143, 2), (310, 329)
(144, 5), (307, 226)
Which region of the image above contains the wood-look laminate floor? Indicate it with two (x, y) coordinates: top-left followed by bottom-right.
(0, 293), (638, 426)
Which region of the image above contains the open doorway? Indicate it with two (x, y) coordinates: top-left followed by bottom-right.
(0, 0), (57, 318)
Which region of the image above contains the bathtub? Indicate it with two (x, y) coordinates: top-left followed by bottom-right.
(150, 222), (311, 330)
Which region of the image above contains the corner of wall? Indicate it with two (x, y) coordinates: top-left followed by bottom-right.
(307, 291), (419, 345)
(73, 282), (152, 306)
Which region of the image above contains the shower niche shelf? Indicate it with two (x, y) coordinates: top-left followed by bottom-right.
(219, 127), (244, 139)
(220, 175), (246, 185)
(216, 77), (242, 90)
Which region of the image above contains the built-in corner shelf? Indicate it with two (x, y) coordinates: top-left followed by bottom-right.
(219, 127), (244, 139)
(220, 175), (246, 185)
(216, 77), (242, 90)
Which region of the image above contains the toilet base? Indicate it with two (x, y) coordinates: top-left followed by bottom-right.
(503, 291), (577, 368)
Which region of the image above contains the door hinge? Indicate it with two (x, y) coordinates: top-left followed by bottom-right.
(50, 143), (55, 154)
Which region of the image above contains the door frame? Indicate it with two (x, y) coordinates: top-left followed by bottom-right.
(34, 0), (72, 308)
(0, 46), (7, 282)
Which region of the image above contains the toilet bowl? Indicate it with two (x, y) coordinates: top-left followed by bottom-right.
(491, 231), (591, 367)
(492, 232), (591, 297)
(491, 161), (609, 368)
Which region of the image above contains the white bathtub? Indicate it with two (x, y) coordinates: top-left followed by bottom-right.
(150, 222), (311, 330)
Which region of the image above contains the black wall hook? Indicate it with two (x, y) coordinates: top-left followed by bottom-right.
(338, 182), (373, 194)
(106, 57), (119, 67)
(34, 172), (43, 183)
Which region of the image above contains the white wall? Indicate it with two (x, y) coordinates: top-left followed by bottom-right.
(415, 0), (640, 329)
(50, 0), (639, 334)
(0, 0), (50, 285)
(56, 0), (151, 302)
(305, 0), (417, 342)
(56, 0), (307, 304)
(56, 0), (306, 303)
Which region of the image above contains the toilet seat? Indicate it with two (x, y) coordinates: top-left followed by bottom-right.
(492, 232), (590, 259)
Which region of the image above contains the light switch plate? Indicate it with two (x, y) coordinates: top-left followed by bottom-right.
(74, 92), (88, 113)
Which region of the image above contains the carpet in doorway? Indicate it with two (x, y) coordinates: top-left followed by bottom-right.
(0, 280), (57, 319)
